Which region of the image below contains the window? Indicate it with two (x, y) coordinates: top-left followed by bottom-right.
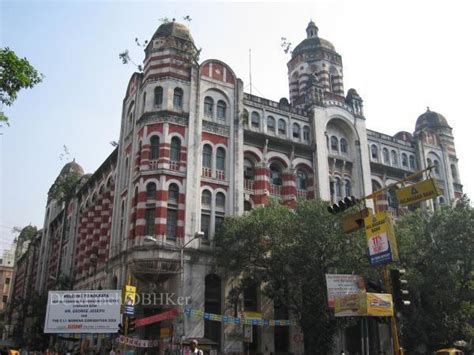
(2, 296), (7, 303)
(391, 150), (398, 166)
(203, 144), (212, 168)
(267, 116), (275, 133)
(401, 153), (408, 167)
(334, 178), (342, 198)
(216, 147), (226, 171)
(330, 180), (335, 199)
(154, 86), (163, 106)
(331, 136), (339, 152)
(451, 164), (457, 179)
(439, 196), (445, 204)
(216, 192), (225, 210)
(269, 163), (282, 186)
(340, 138), (348, 154)
(145, 208), (155, 236)
(296, 169), (307, 190)
(5, 277), (10, 285)
(371, 145), (378, 160)
(166, 209), (177, 239)
(201, 190), (212, 208)
(168, 183), (179, 203)
(345, 180), (351, 197)
(433, 160), (440, 176)
(170, 137), (181, 162)
(329, 68), (338, 93)
(150, 136), (160, 160)
(303, 126), (310, 141)
(251, 112), (260, 128)
(201, 213), (211, 240)
(383, 148), (390, 164)
(427, 158), (432, 167)
(278, 119), (286, 135)
(142, 92), (147, 114)
(204, 96), (214, 117)
(409, 155), (416, 169)
(244, 158), (254, 179)
(173, 88), (183, 109)
(292, 123), (301, 139)
(146, 182), (156, 200)
(217, 100), (226, 119)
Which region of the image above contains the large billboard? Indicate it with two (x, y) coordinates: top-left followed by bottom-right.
(44, 290), (121, 333)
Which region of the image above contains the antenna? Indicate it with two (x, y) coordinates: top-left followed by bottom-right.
(249, 49), (253, 95)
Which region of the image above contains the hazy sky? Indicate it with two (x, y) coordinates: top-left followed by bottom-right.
(1, 0), (473, 252)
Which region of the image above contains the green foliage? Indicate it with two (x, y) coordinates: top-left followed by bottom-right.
(215, 199), (370, 353)
(395, 198), (474, 352)
(0, 47), (44, 123)
(48, 170), (82, 203)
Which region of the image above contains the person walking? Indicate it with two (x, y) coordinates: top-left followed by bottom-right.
(189, 340), (203, 355)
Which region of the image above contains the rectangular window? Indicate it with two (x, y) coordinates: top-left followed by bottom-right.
(5, 278), (10, 285)
(145, 208), (155, 236)
(215, 215), (224, 234)
(166, 209), (177, 239)
(2, 295), (7, 303)
(201, 213), (211, 240)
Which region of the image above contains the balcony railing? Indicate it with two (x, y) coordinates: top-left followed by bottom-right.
(244, 179), (254, 191)
(269, 184), (281, 196)
(170, 160), (180, 171)
(202, 167), (212, 177)
(296, 189), (308, 199)
(216, 170), (225, 180)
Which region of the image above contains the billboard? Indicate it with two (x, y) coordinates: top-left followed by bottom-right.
(44, 290), (121, 333)
(325, 274), (366, 308)
(364, 212), (399, 266)
(334, 292), (393, 317)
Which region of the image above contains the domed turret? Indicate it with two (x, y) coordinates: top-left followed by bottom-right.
(415, 107), (450, 131)
(60, 159), (84, 177)
(394, 131), (413, 142)
(150, 21), (194, 44)
(292, 20), (336, 58)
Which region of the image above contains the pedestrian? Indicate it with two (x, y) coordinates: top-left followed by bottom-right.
(189, 340), (203, 355)
(109, 348), (115, 355)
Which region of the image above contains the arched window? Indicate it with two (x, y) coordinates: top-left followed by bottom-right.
(451, 164), (457, 179)
(329, 67), (338, 93)
(216, 147), (226, 171)
(168, 183), (179, 203)
(251, 112), (260, 128)
(331, 136), (339, 152)
(391, 150), (398, 166)
(401, 153), (408, 167)
(217, 100), (226, 120)
(146, 182), (156, 200)
(292, 123), (301, 139)
(201, 190), (212, 208)
(173, 88), (183, 109)
(340, 138), (348, 154)
(439, 196), (445, 204)
(409, 155), (416, 169)
(269, 162), (282, 186)
(345, 180), (351, 197)
(204, 96), (214, 117)
(267, 116), (275, 133)
(216, 192), (225, 210)
(383, 148), (390, 164)
(170, 137), (181, 162)
(278, 119), (286, 135)
(244, 158), (254, 179)
(371, 145), (378, 160)
(167, 183), (179, 239)
(154, 86), (163, 106)
(203, 144), (212, 168)
(334, 178), (342, 198)
(150, 136), (160, 160)
(433, 160), (440, 176)
(296, 169), (307, 190)
(303, 126), (310, 141)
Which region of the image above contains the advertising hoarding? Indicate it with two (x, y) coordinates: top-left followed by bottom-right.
(364, 212), (399, 266)
(44, 290), (121, 333)
(334, 292), (393, 317)
(325, 274), (366, 308)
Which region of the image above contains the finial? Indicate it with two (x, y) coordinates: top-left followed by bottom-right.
(426, 106), (430, 111)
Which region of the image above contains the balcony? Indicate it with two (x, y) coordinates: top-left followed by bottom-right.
(202, 167), (212, 178)
(169, 161), (180, 171)
(244, 179), (254, 191)
(216, 169), (225, 180)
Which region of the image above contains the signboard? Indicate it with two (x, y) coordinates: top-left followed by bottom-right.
(160, 327), (171, 339)
(396, 178), (440, 206)
(116, 335), (160, 348)
(334, 292), (393, 317)
(364, 212), (399, 266)
(122, 285), (136, 316)
(135, 308), (178, 328)
(243, 325), (253, 343)
(44, 290), (121, 333)
(325, 274), (366, 308)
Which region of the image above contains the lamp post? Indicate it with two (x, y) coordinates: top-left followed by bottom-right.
(143, 231), (204, 348)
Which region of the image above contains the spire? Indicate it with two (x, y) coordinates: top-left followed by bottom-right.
(306, 20), (318, 38)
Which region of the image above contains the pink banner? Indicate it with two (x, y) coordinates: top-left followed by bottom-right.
(135, 308), (178, 327)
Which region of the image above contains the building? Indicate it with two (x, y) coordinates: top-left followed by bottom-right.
(17, 19), (463, 354)
(0, 254), (14, 340)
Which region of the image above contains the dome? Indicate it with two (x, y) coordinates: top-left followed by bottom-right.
(394, 131), (413, 142)
(415, 107), (450, 131)
(151, 21), (194, 43)
(292, 21), (335, 58)
(60, 160), (84, 176)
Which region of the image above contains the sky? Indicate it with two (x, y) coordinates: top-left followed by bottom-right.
(1, 0), (473, 252)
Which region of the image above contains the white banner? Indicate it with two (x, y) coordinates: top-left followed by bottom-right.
(325, 274), (365, 308)
(115, 335), (160, 348)
(44, 290), (121, 333)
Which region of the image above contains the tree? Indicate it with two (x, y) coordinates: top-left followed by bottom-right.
(0, 47), (44, 124)
(215, 199), (372, 353)
(395, 198), (474, 353)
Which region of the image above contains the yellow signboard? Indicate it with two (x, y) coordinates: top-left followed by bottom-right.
(243, 311), (262, 319)
(122, 285), (136, 305)
(396, 178), (440, 206)
(160, 327), (171, 339)
(334, 292), (393, 317)
(364, 212), (399, 266)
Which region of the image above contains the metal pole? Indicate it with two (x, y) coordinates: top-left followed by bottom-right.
(180, 245), (185, 352)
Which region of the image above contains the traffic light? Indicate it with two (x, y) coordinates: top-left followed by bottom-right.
(327, 196), (361, 214)
(390, 268), (411, 310)
(128, 316), (136, 334)
(117, 323), (124, 335)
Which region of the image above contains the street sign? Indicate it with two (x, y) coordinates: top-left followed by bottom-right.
(395, 178), (440, 206)
(364, 212), (399, 266)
